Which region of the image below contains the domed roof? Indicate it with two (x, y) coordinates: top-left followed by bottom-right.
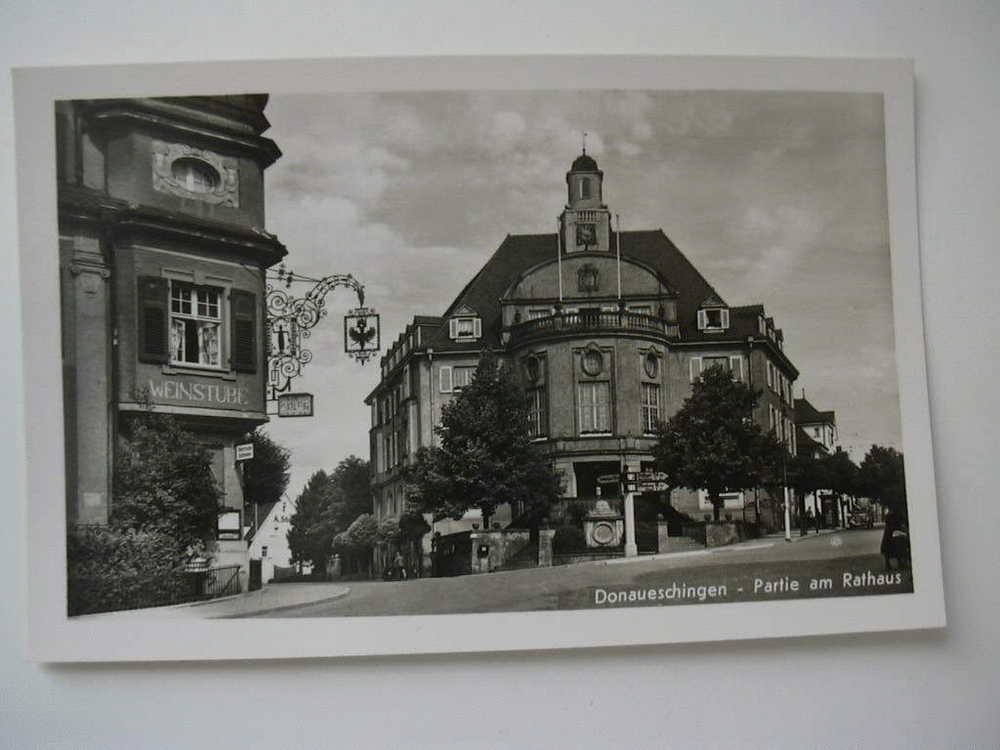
(571, 152), (599, 172)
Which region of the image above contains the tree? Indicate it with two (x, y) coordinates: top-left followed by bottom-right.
(859, 445), (907, 518)
(242, 429), (291, 509)
(286, 470), (338, 573)
(285, 457), (373, 575)
(112, 412), (221, 546)
(332, 513), (379, 575)
(654, 365), (784, 521)
(328, 455), (372, 530)
(822, 447), (859, 524)
(786, 452), (827, 532)
(405, 350), (562, 529)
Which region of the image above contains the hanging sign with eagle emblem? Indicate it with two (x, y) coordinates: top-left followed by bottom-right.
(344, 307), (380, 363)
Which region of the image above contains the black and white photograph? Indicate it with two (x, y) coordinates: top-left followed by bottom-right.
(15, 55), (945, 661)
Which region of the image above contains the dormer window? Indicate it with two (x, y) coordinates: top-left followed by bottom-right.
(448, 313), (481, 342)
(697, 306), (729, 332)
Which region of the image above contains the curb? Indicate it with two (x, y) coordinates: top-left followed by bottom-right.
(600, 540), (776, 566)
(218, 588), (351, 618)
(766, 528), (845, 544)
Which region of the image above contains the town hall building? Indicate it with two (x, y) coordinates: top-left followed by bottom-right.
(367, 151), (799, 572)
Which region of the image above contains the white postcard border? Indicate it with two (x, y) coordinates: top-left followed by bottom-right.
(13, 54), (945, 662)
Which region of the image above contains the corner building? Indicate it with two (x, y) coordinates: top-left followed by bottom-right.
(368, 153), (798, 568)
(57, 96), (285, 576)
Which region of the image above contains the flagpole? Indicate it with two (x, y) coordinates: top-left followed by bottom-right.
(616, 213), (623, 300)
(557, 218), (564, 302)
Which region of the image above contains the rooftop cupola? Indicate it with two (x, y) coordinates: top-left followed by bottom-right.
(561, 146), (611, 253)
(566, 149), (604, 210)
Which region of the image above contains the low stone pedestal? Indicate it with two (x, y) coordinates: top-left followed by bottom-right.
(538, 528), (556, 567)
(657, 521), (671, 553)
(584, 499), (625, 548)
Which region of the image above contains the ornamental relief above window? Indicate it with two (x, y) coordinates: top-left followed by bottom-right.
(152, 140), (240, 207)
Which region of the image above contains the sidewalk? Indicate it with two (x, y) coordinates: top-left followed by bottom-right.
(602, 536), (776, 566)
(78, 582), (350, 620)
(763, 527), (844, 543)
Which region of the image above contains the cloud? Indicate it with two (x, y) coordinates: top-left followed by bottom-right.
(262, 89), (902, 490)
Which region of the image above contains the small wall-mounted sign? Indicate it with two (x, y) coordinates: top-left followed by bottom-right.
(235, 443), (254, 462)
(278, 392), (314, 417)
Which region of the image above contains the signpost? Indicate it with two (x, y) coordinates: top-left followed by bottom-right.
(597, 469), (671, 557)
(235, 443), (254, 462)
(277, 392), (314, 417)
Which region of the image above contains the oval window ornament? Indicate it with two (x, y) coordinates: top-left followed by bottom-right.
(582, 348), (604, 376)
(644, 351), (659, 378)
(171, 157), (221, 193)
(525, 356), (540, 382)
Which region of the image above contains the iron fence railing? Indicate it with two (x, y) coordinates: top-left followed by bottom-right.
(509, 311), (679, 343)
(68, 564), (245, 616)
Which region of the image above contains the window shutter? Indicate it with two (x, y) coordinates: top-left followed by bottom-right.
(689, 357), (702, 383)
(230, 289), (257, 372)
(766, 362), (774, 388)
(721, 308), (730, 329)
(439, 366), (452, 393)
(473, 318), (482, 338)
(137, 276), (169, 363)
(449, 318), (458, 339)
(696, 310), (707, 330)
(730, 355), (743, 380)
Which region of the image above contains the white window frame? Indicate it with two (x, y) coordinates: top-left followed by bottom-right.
(449, 316), (482, 341)
(729, 355), (744, 381)
(452, 365), (476, 392)
(578, 381), (611, 434)
(641, 382), (660, 435)
(526, 386), (547, 438)
(702, 355), (730, 373)
(697, 307), (730, 332)
(689, 356), (702, 383)
(168, 279), (226, 370)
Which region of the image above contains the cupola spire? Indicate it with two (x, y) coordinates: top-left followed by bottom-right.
(560, 146), (611, 253)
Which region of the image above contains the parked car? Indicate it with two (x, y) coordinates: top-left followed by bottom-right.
(847, 509), (873, 528)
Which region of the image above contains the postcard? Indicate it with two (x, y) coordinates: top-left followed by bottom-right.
(13, 55), (945, 662)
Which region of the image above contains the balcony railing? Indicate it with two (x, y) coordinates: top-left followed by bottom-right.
(508, 311), (679, 343)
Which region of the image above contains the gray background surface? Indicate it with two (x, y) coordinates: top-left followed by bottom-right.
(1, 2), (997, 747)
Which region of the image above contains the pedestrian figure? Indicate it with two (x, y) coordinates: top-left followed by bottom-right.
(394, 551), (407, 581)
(881, 511), (910, 571)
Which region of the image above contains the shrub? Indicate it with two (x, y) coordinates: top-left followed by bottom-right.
(112, 412), (220, 544)
(67, 526), (194, 615)
(553, 524), (588, 554)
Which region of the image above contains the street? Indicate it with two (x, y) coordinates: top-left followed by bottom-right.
(242, 529), (912, 618)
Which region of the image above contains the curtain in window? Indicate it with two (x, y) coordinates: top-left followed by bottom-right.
(579, 382), (610, 432)
(199, 322), (220, 366)
(170, 319), (184, 362)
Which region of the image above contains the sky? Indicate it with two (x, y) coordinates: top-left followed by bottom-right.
(260, 90), (899, 496)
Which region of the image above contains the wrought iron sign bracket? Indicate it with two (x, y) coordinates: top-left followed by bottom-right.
(265, 264), (380, 403)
